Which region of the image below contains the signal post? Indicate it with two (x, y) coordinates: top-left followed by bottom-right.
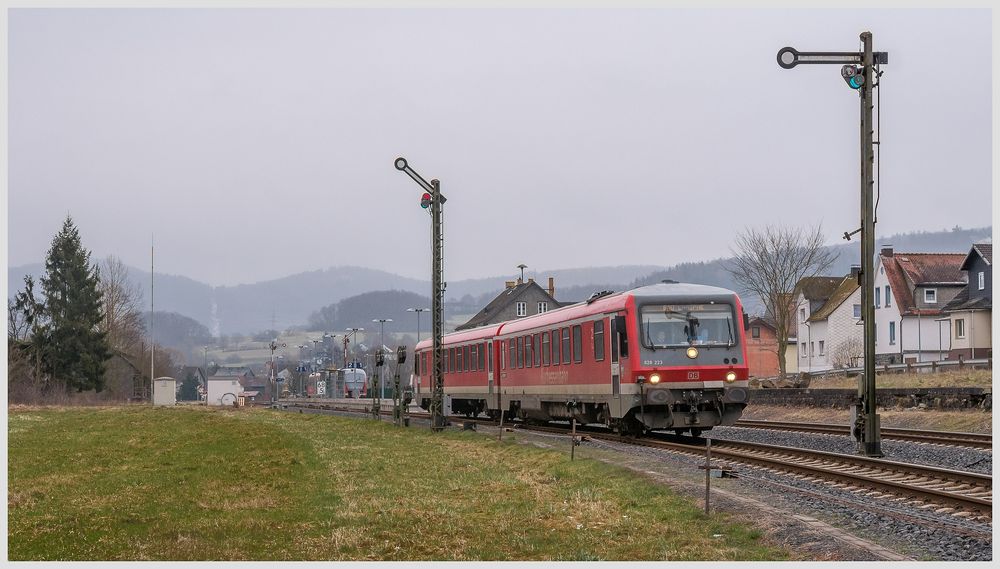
(777, 32), (887, 457)
(395, 157), (447, 431)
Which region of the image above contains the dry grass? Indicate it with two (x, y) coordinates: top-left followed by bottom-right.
(743, 404), (992, 433)
(8, 406), (786, 561)
(806, 369), (992, 390)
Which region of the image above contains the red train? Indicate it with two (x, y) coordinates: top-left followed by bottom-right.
(413, 281), (751, 436)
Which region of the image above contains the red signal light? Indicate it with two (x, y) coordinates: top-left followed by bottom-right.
(420, 193), (432, 208)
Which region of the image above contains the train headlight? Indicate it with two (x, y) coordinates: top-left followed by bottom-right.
(725, 371), (737, 382)
(649, 374), (661, 384)
(686, 347), (698, 359)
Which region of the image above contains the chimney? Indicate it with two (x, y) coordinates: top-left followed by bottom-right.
(850, 265), (861, 282)
(527, 277), (534, 284)
(547, 277), (555, 299)
(505, 280), (517, 289)
(881, 245), (894, 257)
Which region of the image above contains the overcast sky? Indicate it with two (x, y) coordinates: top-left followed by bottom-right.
(7, 8), (992, 286)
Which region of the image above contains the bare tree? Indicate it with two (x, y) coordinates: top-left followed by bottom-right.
(727, 225), (838, 378)
(831, 336), (863, 369)
(98, 255), (145, 355)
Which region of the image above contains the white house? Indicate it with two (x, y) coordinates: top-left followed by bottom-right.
(794, 271), (863, 373)
(874, 246), (966, 364)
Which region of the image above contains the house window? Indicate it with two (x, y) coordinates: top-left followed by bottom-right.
(799, 308), (806, 322)
(924, 289), (937, 303)
(537, 302), (548, 314)
(516, 302), (527, 317)
(751, 326), (760, 339)
(593, 320), (605, 361)
(885, 285), (891, 307)
(542, 332), (550, 366)
(889, 321), (896, 345)
(818, 340), (825, 356)
(955, 318), (966, 339)
(978, 272), (985, 291)
(809, 342), (814, 356)
(853, 304), (861, 318)
(800, 343), (806, 358)
(875, 287), (880, 308)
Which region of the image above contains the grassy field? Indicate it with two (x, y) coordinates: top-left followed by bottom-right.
(8, 406), (787, 561)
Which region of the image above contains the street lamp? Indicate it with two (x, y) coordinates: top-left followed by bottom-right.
(344, 327), (364, 369)
(407, 308), (429, 344)
(373, 318), (393, 398)
(323, 332), (337, 366)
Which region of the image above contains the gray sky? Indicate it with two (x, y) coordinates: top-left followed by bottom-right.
(7, 8), (992, 286)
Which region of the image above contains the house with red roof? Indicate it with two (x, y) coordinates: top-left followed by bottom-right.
(942, 242), (992, 360)
(874, 246), (966, 364)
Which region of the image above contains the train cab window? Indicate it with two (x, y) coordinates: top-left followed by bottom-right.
(423, 353), (429, 375)
(414, 352), (420, 376)
(572, 325), (583, 363)
(542, 332), (550, 366)
(533, 334), (541, 367)
(561, 328), (571, 364)
(594, 320), (605, 361)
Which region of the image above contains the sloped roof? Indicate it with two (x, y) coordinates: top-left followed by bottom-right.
(456, 280), (564, 331)
(795, 277), (843, 301)
(881, 252), (966, 316)
(942, 286), (992, 313)
(961, 243), (992, 270)
(807, 275), (860, 322)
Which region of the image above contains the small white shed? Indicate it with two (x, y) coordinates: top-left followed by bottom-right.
(207, 376), (242, 406)
(152, 376), (177, 406)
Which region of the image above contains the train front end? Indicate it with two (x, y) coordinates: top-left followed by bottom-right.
(626, 283), (750, 435)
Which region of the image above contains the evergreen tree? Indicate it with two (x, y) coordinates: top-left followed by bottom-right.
(40, 216), (112, 392)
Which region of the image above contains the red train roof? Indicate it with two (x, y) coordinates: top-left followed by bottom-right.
(415, 322), (503, 351)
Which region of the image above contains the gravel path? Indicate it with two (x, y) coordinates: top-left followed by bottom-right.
(572, 434), (993, 562)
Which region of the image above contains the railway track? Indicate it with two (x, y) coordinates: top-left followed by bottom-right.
(278, 400), (991, 518)
(734, 419), (993, 449)
(535, 425), (992, 519)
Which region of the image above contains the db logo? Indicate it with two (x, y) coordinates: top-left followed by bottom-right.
(687, 371), (700, 380)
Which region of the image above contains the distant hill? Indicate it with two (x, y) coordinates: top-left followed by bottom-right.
(10, 227), (988, 333)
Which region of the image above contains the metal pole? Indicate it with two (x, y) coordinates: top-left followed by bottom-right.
(431, 179), (446, 431)
(857, 31), (882, 457)
(704, 438), (712, 514)
(571, 418), (577, 461)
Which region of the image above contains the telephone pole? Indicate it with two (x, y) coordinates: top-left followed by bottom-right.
(777, 32), (887, 457)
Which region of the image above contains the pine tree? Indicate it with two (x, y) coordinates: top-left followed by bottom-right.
(40, 216), (112, 392)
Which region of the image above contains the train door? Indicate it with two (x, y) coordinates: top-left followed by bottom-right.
(611, 314), (629, 417)
(487, 341), (495, 397)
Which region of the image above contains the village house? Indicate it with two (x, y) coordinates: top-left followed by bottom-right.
(794, 270), (863, 373)
(456, 277), (567, 331)
(874, 247), (966, 364)
(745, 317), (779, 377)
(942, 242), (992, 360)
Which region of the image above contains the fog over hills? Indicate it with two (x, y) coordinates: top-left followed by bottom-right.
(9, 227), (990, 334)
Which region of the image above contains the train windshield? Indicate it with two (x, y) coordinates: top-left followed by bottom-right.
(639, 303), (736, 348)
